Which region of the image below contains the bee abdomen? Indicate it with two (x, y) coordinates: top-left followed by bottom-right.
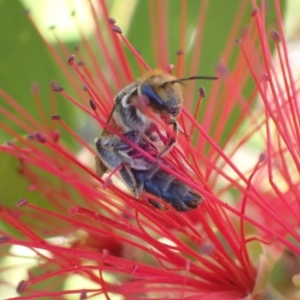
(140, 170), (203, 212)
(160, 179), (203, 211)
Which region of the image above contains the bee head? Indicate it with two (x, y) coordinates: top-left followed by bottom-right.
(139, 69), (218, 117)
(139, 82), (182, 117)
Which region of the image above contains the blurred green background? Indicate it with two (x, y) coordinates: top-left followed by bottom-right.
(1, 1), (300, 298)
(1, 0), (295, 145)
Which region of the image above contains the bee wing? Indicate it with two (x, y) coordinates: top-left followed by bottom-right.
(95, 155), (108, 177)
(101, 103), (117, 136)
(94, 103), (117, 177)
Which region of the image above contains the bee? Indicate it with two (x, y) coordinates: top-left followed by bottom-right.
(95, 69), (217, 190)
(103, 131), (203, 211)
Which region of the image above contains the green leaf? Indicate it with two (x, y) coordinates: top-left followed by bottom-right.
(0, 149), (57, 236)
(0, 0), (79, 145)
(270, 249), (300, 296)
(0, 144), (90, 238)
(252, 254), (271, 296)
(0, 0), (93, 236)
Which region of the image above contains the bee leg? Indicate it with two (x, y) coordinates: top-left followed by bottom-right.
(141, 133), (159, 146)
(116, 149), (152, 171)
(177, 122), (191, 139)
(115, 131), (153, 170)
(95, 137), (125, 171)
(143, 128), (160, 143)
(158, 118), (178, 158)
(140, 128), (159, 154)
(119, 166), (141, 198)
(95, 136), (152, 172)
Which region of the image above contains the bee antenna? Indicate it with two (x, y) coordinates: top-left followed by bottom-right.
(160, 75), (218, 88)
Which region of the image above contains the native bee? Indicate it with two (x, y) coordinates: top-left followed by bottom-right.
(95, 69), (217, 187)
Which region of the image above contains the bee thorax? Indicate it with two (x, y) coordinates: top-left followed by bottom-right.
(114, 102), (150, 131)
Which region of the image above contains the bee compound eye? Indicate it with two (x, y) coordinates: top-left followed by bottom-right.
(140, 83), (165, 109)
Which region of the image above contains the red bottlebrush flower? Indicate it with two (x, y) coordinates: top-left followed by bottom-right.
(1, 0), (300, 299)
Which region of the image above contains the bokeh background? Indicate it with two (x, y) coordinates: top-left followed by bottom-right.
(1, 0), (300, 298)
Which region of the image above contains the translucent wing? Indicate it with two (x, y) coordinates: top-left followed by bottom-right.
(95, 155), (108, 178)
(94, 104), (117, 177)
